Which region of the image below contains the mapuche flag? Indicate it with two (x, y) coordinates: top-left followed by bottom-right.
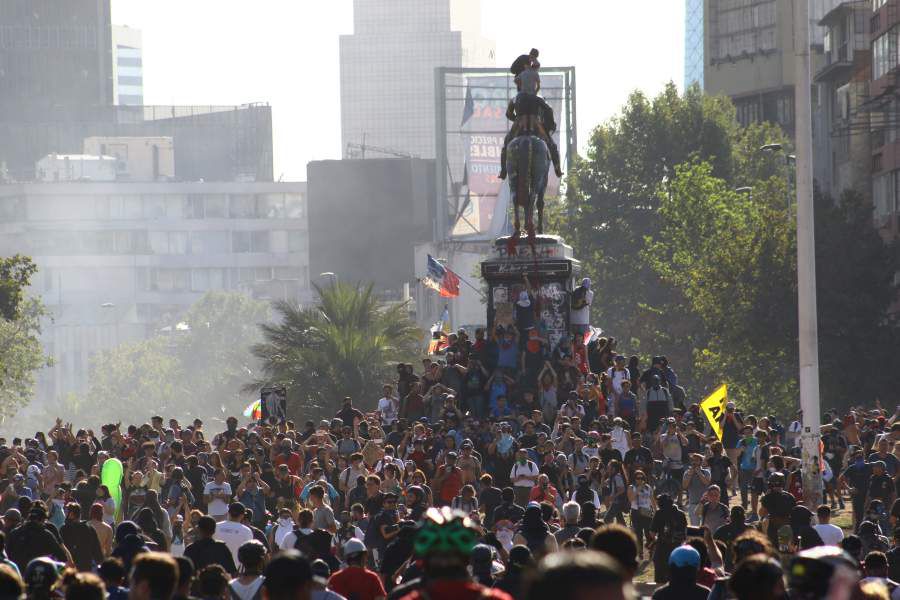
(424, 255), (460, 298)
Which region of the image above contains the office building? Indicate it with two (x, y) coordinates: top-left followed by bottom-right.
(685, 0), (705, 90)
(0, 181), (309, 401)
(0, 0), (113, 119)
(340, 0), (496, 159)
(112, 25), (143, 106)
(307, 159), (434, 291)
(704, 0), (839, 130)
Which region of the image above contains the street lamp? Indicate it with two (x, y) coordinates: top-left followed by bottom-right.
(761, 143), (796, 213)
(100, 302), (120, 346)
(319, 272), (338, 286)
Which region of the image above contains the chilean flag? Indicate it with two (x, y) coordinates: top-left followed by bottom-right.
(424, 255), (460, 298)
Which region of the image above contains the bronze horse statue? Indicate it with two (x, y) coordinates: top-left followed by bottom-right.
(506, 133), (549, 254)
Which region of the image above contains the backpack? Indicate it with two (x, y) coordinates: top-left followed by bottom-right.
(292, 529), (316, 557)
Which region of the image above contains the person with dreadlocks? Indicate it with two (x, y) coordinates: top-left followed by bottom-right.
(498, 48), (563, 181)
(394, 507), (512, 600)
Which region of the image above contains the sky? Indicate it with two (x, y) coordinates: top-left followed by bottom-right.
(112, 1), (685, 182)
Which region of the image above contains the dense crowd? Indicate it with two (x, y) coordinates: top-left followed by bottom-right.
(0, 324), (898, 600)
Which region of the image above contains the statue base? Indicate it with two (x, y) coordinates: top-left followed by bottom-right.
(481, 235), (581, 350)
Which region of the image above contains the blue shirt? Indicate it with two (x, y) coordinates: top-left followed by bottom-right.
(738, 438), (758, 471)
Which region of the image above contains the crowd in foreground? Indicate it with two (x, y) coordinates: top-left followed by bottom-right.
(0, 327), (899, 599)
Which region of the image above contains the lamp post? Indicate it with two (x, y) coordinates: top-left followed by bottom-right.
(100, 302), (120, 346)
(792, 0), (823, 510)
(760, 144), (797, 213)
(319, 272), (338, 287)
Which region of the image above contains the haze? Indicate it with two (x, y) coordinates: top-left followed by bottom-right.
(112, 0), (685, 181)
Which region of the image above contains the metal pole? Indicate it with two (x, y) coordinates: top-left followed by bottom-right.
(794, 0), (822, 509)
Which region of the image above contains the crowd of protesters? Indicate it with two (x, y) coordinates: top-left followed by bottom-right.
(0, 323), (898, 600)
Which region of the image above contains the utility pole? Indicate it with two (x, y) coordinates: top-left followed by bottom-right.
(794, 0), (822, 509)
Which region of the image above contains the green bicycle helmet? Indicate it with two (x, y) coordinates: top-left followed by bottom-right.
(413, 507), (478, 559)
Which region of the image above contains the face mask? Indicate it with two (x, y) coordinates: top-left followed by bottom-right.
(517, 458), (526, 465)
(279, 517), (293, 528)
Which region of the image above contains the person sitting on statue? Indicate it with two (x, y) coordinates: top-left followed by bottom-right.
(498, 48), (563, 181)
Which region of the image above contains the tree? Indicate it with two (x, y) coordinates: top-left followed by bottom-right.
(563, 83), (791, 392)
(0, 298), (51, 420)
(814, 189), (900, 411)
(80, 292), (269, 424)
(249, 282), (420, 418)
(0, 255), (38, 321)
(82, 338), (183, 424)
(645, 161), (797, 415)
(175, 291), (269, 415)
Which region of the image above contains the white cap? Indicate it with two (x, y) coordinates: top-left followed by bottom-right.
(343, 538), (366, 556)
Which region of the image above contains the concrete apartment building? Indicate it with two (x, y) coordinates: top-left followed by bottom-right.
(704, 1), (838, 129)
(340, 0), (495, 158)
(0, 181), (309, 402)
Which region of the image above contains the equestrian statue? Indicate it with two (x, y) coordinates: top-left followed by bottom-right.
(499, 48), (563, 254)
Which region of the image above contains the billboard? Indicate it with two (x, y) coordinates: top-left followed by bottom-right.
(450, 74), (565, 239)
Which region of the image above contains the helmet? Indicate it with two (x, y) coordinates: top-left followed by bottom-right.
(413, 507), (478, 559)
(788, 546), (858, 600)
(237, 540), (267, 566)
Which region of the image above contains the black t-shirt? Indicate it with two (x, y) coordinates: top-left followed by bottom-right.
(841, 462), (873, 494)
(492, 502), (525, 525)
(364, 491), (385, 517)
(651, 507), (687, 546)
(651, 582), (711, 600)
(869, 473), (894, 501)
(366, 509), (398, 551)
(708, 455), (733, 483)
(479, 486), (503, 527)
(465, 369), (486, 398)
(624, 446), (653, 472)
(600, 448), (623, 465)
(761, 490), (796, 518)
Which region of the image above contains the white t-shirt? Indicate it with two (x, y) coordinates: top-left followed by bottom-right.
(610, 426), (629, 456)
(606, 367), (630, 395)
(215, 520), (253, 567)
(280, 527), (313, 550)
(510, 461), (539, 488)
(229, 577), (265, 600)
(570, 289), (593, 326)
(787, 421), (802, 448)
(204, 481), (232, 518)
(814, 523), (845, 546)
(377, 397), (398, 425)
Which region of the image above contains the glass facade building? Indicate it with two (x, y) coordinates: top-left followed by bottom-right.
(685, 0), (704, 90)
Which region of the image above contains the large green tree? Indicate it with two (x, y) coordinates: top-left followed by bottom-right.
(249, 283), (420, 418)
(80, 292), (269, 424)
(0, 255), (50, 420)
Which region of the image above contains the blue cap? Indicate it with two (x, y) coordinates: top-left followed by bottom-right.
(669, 545), (701, 568)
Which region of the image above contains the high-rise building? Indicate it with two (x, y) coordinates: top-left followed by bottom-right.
(112, 25), (143, 106)
(703, 0), (839, 131)
(0, 0), (113, 119)
(339, 0), (495, 159)
(685, 0), (705, 90)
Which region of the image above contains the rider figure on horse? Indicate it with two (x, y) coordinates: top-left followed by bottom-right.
(498, 48), (564, 181)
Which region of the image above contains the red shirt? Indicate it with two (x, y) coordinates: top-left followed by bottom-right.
(273, 451), (303, 475)
(400, 580), (512, 600)
(328, 566), (386, 600)
(435, 466), (463, 504)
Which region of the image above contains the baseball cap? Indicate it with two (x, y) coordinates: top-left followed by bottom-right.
(25, 557), (65, 589)
(343, 538), (366, 556)
(669, 545), (701, 568)
(309, 559), (331, 582)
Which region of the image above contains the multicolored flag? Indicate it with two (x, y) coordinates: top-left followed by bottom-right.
(423, 255), (460, 298)
(243, 399), (262, 420)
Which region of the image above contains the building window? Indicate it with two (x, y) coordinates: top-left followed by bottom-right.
(873, 170), (898, 219)
(873, 27), (898, 79)
(190, 231), (229, 255)
(874, 153), (884, 172)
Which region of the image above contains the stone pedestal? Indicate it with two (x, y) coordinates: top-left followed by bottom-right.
(480, 235), (581, 350)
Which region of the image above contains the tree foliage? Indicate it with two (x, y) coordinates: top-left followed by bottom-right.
(0, 298), (51, 420)
(0, 255), (38, 321)
(81, 292), (269, 425)
(249, 283), (420, 418)
(563, 83), (900, 417)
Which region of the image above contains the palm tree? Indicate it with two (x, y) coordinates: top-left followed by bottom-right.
(248, 282), (421, 418)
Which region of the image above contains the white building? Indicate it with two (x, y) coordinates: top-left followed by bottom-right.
(340, 0), (495, 159)
(0, 181), (309, 404)
(112, 25), (143, 106)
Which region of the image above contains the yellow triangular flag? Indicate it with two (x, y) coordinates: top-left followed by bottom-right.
(700, 384), (728, 440)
